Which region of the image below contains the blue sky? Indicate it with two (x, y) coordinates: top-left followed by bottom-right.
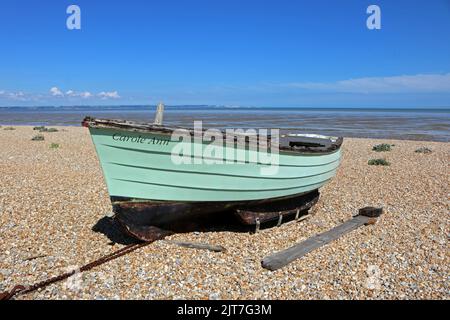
(0, 0), (449, 107)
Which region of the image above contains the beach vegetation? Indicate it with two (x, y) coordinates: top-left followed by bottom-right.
(415, 147), (433, 154)
(372, 144), (392, 152)
(368, 158), (390, 166)
(31, 135), (45, 141)
(4, 127), (16, 130)
(50, 143), (60, 149)
(415, 147), (432, 154)
(34, 126), (58, 132)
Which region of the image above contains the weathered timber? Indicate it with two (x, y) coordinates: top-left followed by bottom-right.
(261, 207), (383, 271)
(163, 240), (226, 252)
(153, 102), (164, 125)
(112, 190), (321, 238)
(24, 254), (47, 262)
(235, 190), (319, 225)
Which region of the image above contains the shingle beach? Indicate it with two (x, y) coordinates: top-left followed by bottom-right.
(0, 126), (448, 299)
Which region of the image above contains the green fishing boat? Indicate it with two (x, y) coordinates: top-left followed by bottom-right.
(83, 105), (343, 240)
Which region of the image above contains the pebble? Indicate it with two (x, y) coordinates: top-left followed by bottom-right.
(209, 292), (220, 300)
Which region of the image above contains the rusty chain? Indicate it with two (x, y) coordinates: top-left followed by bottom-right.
(0, 241), (153, 300)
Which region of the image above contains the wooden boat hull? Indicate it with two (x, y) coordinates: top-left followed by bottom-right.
(83, 117), (342, 239)
(84, 120), (342, 202)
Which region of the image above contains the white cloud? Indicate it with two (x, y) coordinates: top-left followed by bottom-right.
(10, 92), (25, 100)
(50, 87), (64, 97)
(0, 90), (28, 101)
(48, 87), (120, 100)
(65, 90), (93, 99)
(1, 87), (121, 102)
(98, 91), (120, 99)
(80, 91), (93, 98)
(286, 73), (450, 94)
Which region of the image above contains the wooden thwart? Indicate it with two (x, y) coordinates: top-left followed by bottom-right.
(261, 207), (383, 271)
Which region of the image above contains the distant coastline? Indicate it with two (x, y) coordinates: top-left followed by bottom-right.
(1, 105), (449, 111)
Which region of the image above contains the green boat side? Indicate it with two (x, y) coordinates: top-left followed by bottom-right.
(83, 117), (343, 202)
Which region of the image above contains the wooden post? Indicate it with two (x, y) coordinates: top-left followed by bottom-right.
(154, 102), (164, 125)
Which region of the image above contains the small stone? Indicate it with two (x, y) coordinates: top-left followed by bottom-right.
(0, 269), (12, 277)
(209, 292), (220, 300)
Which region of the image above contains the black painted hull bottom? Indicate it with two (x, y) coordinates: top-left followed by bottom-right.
(112, 190), (320, 241)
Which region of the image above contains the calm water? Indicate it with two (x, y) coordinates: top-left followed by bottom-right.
(0, 106), (449, 142)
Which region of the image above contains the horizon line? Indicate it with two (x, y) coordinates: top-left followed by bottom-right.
(1, 105), (450, 110)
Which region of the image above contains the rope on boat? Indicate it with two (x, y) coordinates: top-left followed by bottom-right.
(0, 241), (152, 300)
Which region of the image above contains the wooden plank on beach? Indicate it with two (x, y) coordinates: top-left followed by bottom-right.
(163, 240), (226, 252)
(261, 212), (380, 271)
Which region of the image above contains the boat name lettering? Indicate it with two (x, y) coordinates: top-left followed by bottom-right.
(112, 133), (169, 145)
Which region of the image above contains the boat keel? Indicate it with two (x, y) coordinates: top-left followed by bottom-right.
(112, 190), (320, 241)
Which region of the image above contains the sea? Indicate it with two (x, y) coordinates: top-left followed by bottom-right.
(0, 106), (449, 142)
